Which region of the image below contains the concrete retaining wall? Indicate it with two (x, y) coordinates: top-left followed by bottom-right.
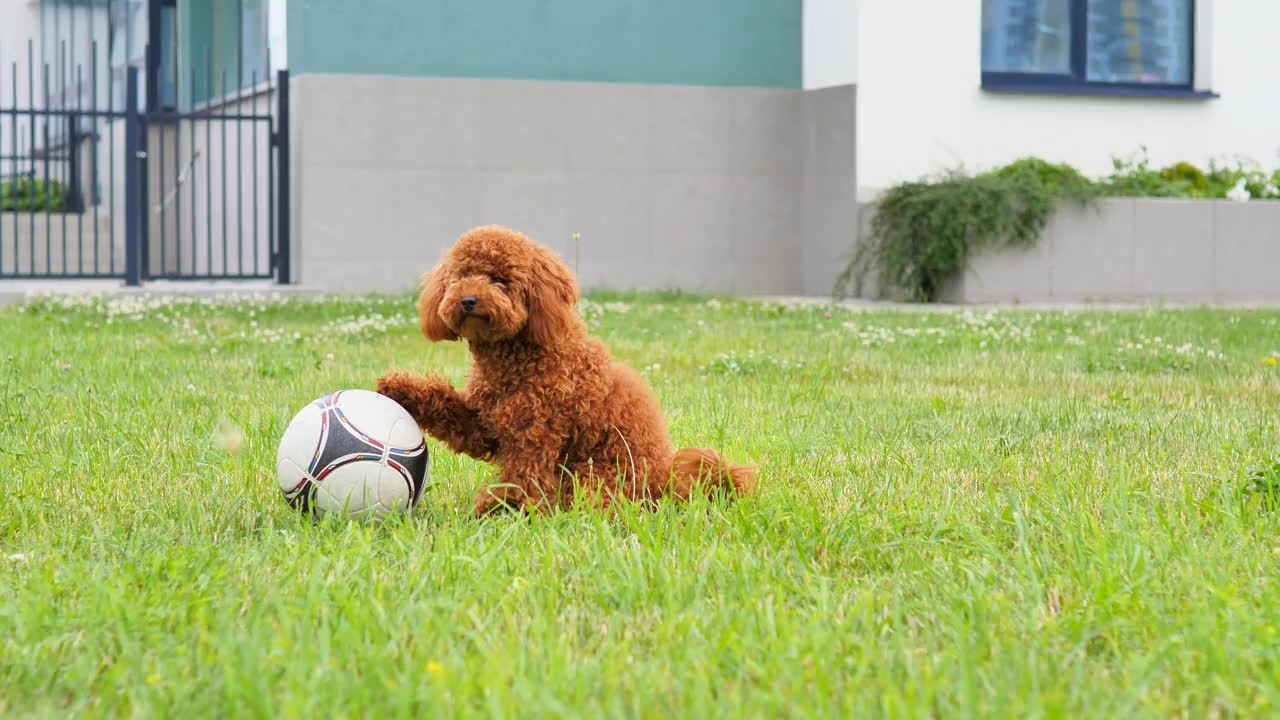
(939, 198), (1280, 304)
(291, 74), (857, 296)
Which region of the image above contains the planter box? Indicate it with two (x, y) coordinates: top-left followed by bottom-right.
(935, 198), (1280, 304)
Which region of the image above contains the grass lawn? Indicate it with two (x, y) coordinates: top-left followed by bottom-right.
(2, 291), (1279, 718)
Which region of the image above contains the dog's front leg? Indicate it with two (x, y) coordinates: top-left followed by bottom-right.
(473, 433), (565, 517)
(375, 370), (498, 460)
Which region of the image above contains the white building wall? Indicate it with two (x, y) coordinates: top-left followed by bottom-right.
(827, 0), (1280, 198)
(1, 1), (43, 179)
(0, 1), (42, 66)
(803, 0), (858, 90)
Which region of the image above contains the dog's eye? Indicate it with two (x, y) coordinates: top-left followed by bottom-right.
(490, 275), (508, 286)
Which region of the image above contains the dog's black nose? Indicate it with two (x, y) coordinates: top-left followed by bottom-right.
(460, 296), (478, 312)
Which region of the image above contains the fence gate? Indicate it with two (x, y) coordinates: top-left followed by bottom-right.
(1, 39), (290, 285)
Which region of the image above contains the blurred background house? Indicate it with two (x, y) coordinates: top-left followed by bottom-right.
(844, 1), (1277, 199)
(1, 1), (1275, 299)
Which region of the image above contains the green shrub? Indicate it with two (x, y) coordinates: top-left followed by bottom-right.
(1160, 161), (1209, 196)
(1102, 149), (1190, 198)
(1102, 149), (1280, 200)
(0, 178), (65, 212)
(1203, 160), (1279, 200)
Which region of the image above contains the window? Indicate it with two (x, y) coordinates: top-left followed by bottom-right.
(981, 0), (1209, 96)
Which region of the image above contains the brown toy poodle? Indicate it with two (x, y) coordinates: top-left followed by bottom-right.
(376, 225), (756, 517)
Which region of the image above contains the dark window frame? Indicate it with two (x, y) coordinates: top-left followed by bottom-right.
(981, 0), (1217, 99)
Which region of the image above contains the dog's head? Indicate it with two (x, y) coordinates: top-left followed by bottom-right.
(416, 225), (580, 346)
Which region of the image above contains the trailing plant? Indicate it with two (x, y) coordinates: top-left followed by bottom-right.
(836, 159), (1100, 302)
(993, 156), (1099, 199)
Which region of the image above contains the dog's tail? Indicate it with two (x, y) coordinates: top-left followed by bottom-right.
(668, 447), (757, 499)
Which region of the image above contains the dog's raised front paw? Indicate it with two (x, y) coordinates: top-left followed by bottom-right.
(374, 370), (417, 404)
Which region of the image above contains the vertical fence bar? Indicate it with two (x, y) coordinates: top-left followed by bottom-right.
(0, 41), (4, 273)
(75, 64), (84, 274)
(264, 49), (271, 278)
(91, 41), (99, 274)
(107, 42), (115, 274)
(27, 42), (35, 275)
(10, 60), (18, 273)
(59, 42), (66, 274)
(124, 68), (141, 286)
(236, 76), (243, 276)
(189, 64), (197, 276)
(173, 67), (182, 277)
(204, 47), (212, 277)
(139, 112), (149, 281)
(267, 93), (275, 281)
(220, 68), (227, 277)
(251, 70), (259, 275)
(235, 4), (245, 276)
(0, 40), (4, 272)
(158, 100), (166, 276)
(275, 70), (289, 285)
(42, 63), (51, 274)
(138, 45), (150, 280)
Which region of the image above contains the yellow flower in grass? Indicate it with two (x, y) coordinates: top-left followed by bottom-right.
(1265, 357), (1277, 367)
(426, 660), (444, 677)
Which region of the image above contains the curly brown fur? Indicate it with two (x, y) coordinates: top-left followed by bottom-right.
(376, 224), (756, 517)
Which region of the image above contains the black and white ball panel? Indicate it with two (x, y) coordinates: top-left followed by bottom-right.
(276, 389), (428, 517)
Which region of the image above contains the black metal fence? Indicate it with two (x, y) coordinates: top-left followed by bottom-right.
(1, 38), (290, 285)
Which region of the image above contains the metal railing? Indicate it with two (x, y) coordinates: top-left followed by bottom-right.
(1, 38), (290, 285)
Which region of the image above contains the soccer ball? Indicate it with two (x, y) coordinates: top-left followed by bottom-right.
(276, 389), (429, 518)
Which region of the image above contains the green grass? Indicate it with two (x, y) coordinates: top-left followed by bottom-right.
(2, 292), (1279, 718)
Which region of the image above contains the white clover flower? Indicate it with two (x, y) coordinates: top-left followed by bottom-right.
(1227, 178), (1251, 202)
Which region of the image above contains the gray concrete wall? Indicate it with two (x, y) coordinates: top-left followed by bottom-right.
(801, 85), (861, 296)
(290, 74), (858, 295)
(936, 198), (1280, 304)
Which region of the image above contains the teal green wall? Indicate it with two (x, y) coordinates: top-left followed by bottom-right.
(179, 0), (246, 105)
(287, 0), (801, 88)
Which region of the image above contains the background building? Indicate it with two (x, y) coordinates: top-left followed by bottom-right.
(816, 0), (1280, 199)
(2, 0), (1276, 297)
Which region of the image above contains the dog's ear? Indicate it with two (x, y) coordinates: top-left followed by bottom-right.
(524, 247), (580, 347)
(416, 266), (458, 342)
